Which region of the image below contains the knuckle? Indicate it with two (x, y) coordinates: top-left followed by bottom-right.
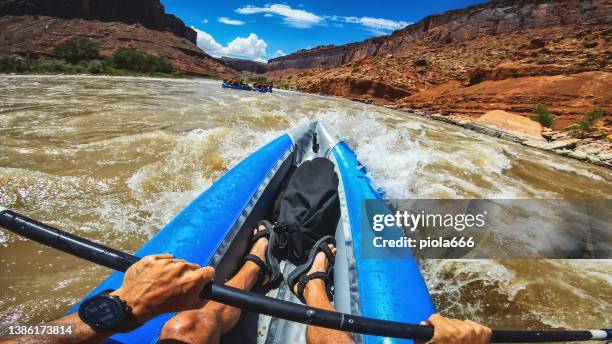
(143, 255), (157, 264)
(201, 266), (215, 278)
(170, 262), (190, 273)
(447, 329), (460, 339)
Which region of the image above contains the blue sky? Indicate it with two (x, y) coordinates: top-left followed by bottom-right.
(161, 1), (488, 62)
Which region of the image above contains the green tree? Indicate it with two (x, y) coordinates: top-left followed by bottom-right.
(87, 60), (106, 74)
(0, 56), (32, 73)
(53, 37), (100, 64)
(568, 107), (606, 138)
(530, 104), (555, 127)
(110, 48), (173, 74)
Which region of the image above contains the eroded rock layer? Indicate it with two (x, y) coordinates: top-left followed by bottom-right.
(259, 0), (610, 133)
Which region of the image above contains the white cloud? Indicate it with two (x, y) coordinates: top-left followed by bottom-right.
(234, 4), (408, 35)
(202, 18), (208, 24)
(191, 27), (268, 62)
(218, 17), (245, 26)
(192, 27), (226, 57)
(236, 4), (322, 28)
(274, 50), (285, 57)
(226, 33), (268, 61)
(338, 16), (409, 33)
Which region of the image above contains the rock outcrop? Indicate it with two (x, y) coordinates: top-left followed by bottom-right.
(220, 57), (268, 74)
(0, 0), (196, 43)
(0, 1), (238, 77)
(263, 0), (610, 137)
(266, 0), (610, 71)
(475, 110), (544, 141)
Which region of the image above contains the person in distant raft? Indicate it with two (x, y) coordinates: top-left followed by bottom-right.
(0, 158), (491, 344)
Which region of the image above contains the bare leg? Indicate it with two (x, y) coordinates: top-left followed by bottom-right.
(160, 225), (269, 344)
(297, 245), (355, 344)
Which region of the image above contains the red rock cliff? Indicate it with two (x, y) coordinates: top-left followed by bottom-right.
(0, 0), (196, 43)
(267, 0), (610, 71)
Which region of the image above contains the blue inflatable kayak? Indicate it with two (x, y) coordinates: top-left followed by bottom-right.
(254, 87), (272, 93)
(222, 83), (252, 91)
(70, 121), (435, 343)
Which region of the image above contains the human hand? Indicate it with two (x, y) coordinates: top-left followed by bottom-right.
(417, 314), (492, 344)
(111, 254), (214, 323)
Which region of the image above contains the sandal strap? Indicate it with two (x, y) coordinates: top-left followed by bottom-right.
(246, 220), (276, 286)
(318, 243), (335, 266)
(257, 220), (274, 230)
(296, 271), (328, 303)
(244, 254), (267, 284)
(251, 229), (270, 245)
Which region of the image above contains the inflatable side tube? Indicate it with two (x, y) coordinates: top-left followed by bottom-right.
(68, 134), (293, 344)
(332, 142), (436, 344)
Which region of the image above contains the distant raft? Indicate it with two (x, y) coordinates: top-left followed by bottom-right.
(222, 82), (252, 91)
(253, 81), (273, 93)
(254, 87), (273, 93)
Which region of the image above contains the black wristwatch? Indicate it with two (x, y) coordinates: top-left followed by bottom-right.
(78, 289), (138, 331)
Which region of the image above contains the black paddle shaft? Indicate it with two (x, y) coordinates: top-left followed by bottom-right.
(0, 208), (609, 342)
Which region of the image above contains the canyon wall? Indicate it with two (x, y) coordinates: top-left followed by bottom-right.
(266, 0), (611, 71)
(220, 57), (268, 74)
(0, 0), (238, 76)
(0, 0), (196, 43)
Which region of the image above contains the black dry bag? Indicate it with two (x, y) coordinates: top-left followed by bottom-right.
(274, 157), (341, 265)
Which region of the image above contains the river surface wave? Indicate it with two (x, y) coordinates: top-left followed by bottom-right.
(0, 75), (610, 332)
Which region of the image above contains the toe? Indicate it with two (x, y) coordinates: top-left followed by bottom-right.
(253, 223), (266, 235)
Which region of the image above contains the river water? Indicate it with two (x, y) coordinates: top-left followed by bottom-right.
(0, 75), (610, 334)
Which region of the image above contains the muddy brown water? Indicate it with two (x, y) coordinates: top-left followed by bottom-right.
(0, 75), (610, 334)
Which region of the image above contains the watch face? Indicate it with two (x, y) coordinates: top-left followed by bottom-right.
(79, 295), (124, 329)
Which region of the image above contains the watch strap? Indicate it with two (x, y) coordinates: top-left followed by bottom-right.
(78, 289), (141, 332)
(105, 291), (142, 332)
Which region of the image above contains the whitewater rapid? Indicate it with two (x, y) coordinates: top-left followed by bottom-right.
(0, 75), (610, 332)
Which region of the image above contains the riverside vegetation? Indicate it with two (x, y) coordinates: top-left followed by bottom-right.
(529, 104), (609, 141)
(0, 37), (180, 77)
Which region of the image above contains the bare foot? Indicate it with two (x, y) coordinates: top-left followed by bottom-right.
(246, 224), (270, 284)
(294, 244), (336, 297)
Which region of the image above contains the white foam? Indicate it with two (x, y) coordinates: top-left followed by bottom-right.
(2, 76), (611, 328)
(423, 259), (527, 302)
(307, 108), (435, 199)
(538, 159), (604, 181)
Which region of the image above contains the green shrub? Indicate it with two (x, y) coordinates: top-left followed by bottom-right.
(1, 47), (177, 77)
(0, 55), (32, 73)
(87, 60), (107, 74)
(31, 59), (66, 73)
(28, 59), (91, 74)
(110, 48), (173, 74)
(568, 107), (606, 138)
(584, 107), (605, 123)
(53, 37), (100, 64)
(531, 104), (555, 127)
